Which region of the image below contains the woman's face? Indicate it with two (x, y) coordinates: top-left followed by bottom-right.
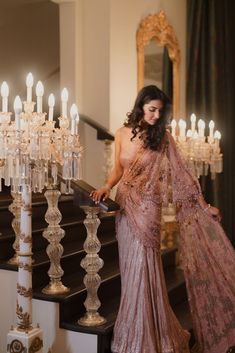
(142, 99), (163, 125)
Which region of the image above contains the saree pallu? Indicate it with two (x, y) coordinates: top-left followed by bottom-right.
(168, 132), (235, 353)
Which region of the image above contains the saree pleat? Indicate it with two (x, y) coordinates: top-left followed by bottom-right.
(111, 214), (190, 353)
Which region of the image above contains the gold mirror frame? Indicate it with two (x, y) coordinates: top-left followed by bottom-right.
(137, 11), (181, 118)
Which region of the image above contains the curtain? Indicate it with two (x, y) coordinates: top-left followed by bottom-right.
(187, 0), (235, 245)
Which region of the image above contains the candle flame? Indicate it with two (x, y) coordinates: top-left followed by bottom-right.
(26, 72), (34, 87)
(48, 94), (55, 107)
(190, 113), (196, 123)
(36, 81), (44, 96)
(179, 119), (186, 128)
(198, 119), (205, 129)
(70, 103), (78, 118)
(1, 81), (9, 97)
(61, 88), (69, 101)
(209, 120), (215, 129)
(186, 129), (193, 138)
(13, 95), (22, 111)
(171, 119), (177, 128)
(214, 130), (221, 139)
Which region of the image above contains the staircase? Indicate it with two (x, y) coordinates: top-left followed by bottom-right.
(0, 182), (193, 353)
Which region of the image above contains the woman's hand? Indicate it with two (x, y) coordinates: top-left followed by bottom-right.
(90, 185), (111, 203)
(204, 204), (221, 222)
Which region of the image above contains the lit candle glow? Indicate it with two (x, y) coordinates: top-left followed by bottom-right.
(186, 129), (193, 138)
(14, 95), (22, 130)
(26, 73), (34, 102)
(61, 88), (69, 117)
(214, 130), (221, 149)
(179, 119), (186, 137)
(209, 120), (215, 138)
(171, 119), (177, 138)
(70, 103), (78, 135)
(1, 81), (9, 113)
(190, 113), (196, 132)
(36, 81), (44, 113)
(198, 119), (205, 137)
(48, 94), (55, 121)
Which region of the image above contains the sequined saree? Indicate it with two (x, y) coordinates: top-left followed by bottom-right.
(111, 131), (235, 353)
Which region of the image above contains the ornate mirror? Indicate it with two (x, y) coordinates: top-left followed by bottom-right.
(136, 11), (180, 118)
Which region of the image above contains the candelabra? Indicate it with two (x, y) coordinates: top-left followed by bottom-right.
(161, 114), (223, 251)
(1, 73), (82, 353)
(171, 114), (223, 179)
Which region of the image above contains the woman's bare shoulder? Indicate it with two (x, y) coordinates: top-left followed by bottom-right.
(116, 126), (132, 138)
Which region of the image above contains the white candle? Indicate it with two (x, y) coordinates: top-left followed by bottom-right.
(171, 119), (177, 138)
(61, 88), (69, 117)
(36, 81), (44, 113)
(26, 73), (34, 102)
(190, 113), (196, 132)
(178, 119), (186, 137)
(209, 120), (215, 138)
(14, 96), (22, 130)
(186, 129), (193, 138)
(75, 111), (80, 134)
(48, 94), (55, 121)
(1, 81), (9, 113)
(70, 103), (78, 135)
(198, 119), (205, 137)
(214, 130), (221, 149)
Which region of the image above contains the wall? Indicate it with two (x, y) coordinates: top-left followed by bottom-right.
(0, 0), (60, 116)
(109, 0), (186, 132)
(0, 0), (186, 187)
(58, 0), (186, 187)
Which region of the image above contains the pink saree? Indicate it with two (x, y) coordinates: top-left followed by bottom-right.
(111, 131), (235, 353)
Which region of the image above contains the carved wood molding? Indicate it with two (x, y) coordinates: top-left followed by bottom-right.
(136, 11), (181, 118)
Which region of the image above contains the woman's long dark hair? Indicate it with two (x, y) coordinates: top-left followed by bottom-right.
(124, 85), (172, 150)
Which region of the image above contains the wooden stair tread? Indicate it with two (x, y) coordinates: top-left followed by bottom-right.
(0, 185), (192, 352)
(59, 267), (189, 335)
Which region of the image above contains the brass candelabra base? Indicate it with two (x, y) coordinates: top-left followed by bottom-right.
(7, 253), (20, 266)
(42, 279), (69, 295)
(78, 312), (107, 327)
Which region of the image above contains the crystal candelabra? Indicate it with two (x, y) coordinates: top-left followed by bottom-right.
(1, 73), (82, 352)
(0, 91), (82, 193)
(171, 114), (223, 179)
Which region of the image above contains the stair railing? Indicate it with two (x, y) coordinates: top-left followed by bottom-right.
(79, 114), (114, 183)
(62, 177), (119, 326)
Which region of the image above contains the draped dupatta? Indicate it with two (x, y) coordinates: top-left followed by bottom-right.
(167, 132), (235, 353)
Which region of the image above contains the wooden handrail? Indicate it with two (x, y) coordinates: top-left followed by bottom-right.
(71, 179), (119, 212)
(57, 174), (119, 213)
(80, 114), (114, 141)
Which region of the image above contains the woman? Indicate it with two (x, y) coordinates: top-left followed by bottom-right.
(91, 85), (235, 353)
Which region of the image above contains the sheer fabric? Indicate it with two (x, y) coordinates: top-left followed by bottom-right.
(111, 131), (235, 353)
(167, 132), (235, 353)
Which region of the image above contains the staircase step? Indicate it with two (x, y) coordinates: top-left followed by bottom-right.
(0, 188), (191, 353)
(33, 236), (119, 295)
(58, 263), (185, 334)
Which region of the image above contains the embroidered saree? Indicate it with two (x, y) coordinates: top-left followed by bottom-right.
(111, 131), (235, 353)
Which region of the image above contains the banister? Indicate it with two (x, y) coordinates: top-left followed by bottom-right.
(80, 114), (114, 141)
(58, 175), (119, 213)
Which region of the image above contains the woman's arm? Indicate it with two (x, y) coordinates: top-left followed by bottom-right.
(90, 129), (124, 203)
